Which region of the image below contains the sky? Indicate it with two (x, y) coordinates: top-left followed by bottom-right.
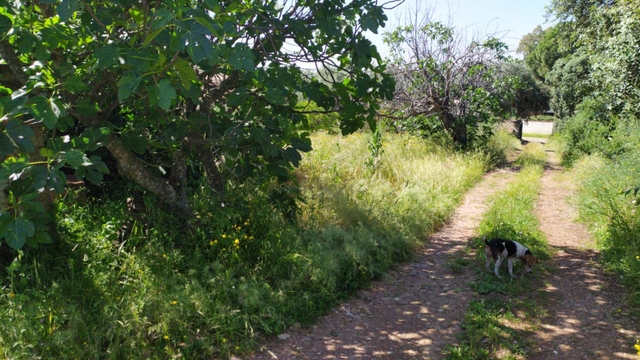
(367, 0), (553, 58)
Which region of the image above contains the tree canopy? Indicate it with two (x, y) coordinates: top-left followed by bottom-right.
(0, 0), (396, 249)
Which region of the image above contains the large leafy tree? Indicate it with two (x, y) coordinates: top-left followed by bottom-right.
(544, 0), (640, 119)
(382, 6), (516, 147)
(0, 0), (395, 249)
(518, 25), (567, 81)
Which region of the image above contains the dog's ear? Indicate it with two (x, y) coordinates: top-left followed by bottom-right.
(530, 255), (539, 266)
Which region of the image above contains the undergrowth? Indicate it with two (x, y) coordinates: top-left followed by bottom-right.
(569, 151), (640, 309)
(0, 130), (489, 359)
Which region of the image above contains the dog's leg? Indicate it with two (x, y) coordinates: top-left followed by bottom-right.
(493, 258), (503, 278)
(485, 252), (491, 272)
(508, 259), (515, 278)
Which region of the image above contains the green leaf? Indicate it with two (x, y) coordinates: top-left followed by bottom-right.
(34, 230), (53, 244)
(95, 45), (122, 70)
(121, 132), (148, 155)
(76, 98), (100, 117)
(151, 9), (174, 31)
(47, 168), (67, 193)
(57, 0), (79, 21)
(117, 73), (142, 101)
(4, 119), (34, 152)
(0, 14), (13, 35)
(40, 147), (55, 158)
(34, 44), (51, 62)
(63, 76), (89, 93)
(143, 27), (165, 47)
(5, 218), (35, 250)
(229, 45), (255, 71)
(290, 137), (312, 152)
(84, 168), (103, 185)
(89, 155), (110, 174)
(178, 22), (216, 64)
(29, 96), (61, 129)
(156, 79), (176, 110)
(173, 59), (196, 90)
(64, 149), (89, 168)
(361, 13), (378, 33)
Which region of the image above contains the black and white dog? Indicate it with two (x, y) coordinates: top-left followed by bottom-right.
(484, 238), (538, 278)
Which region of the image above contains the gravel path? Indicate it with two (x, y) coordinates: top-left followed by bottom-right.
(528, 150), (639, 359)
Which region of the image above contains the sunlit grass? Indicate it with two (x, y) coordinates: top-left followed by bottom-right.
(569, 151), (640, 308)
(514, 142), (547, 168)
(0, 130), (492, 359)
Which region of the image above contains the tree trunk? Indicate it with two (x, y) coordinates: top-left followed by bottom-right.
(452, 122), (468, 147)
(186, 130), (225, 196)
(169, 150), (190, 211)
(441, 112), (468, 147)
(104, 134), (187, 211)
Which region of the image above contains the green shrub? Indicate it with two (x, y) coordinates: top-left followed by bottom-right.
(555, 99), (640, 165)
(571, 151), (640, 306)
(484, 129), (519, 168)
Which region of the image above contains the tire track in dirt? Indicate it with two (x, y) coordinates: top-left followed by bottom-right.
(246, 169), (519, 360)
(529, 148), (639, 359)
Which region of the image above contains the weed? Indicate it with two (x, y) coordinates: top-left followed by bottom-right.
(445, 298), (531, 359)
(447, 256), (472, 274)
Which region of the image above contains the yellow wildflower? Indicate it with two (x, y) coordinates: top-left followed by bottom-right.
(171, 300), (178, 305)
(222, 234), (227, 239)
(164, 335), (169, 340)
(9, 293), (15, 298)
(234, 239), (240, 245)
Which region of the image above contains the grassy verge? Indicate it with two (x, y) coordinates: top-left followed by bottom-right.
(0, 131), (488, 359)
(569, 151), (640, 309)
(446, 143), (553, 359)
(522, 132), (551, 139)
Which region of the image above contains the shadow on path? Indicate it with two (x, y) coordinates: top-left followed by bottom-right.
(247, 170), (518, 360)
(529, 152), (639, 360)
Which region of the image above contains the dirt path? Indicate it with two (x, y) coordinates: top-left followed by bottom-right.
(246, 146), (639, 360)
(247, 169), (518, 359)
(529, 150), (639, 359)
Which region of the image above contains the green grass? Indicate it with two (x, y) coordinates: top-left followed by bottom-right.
(485, 129), (520, 167)
(513, 142), (547, 168)
(522, 132), (551, 139)
(446, 298), (534, 360)
(446, 145), (553, 359)
(569, 151), (640, 309)
(0, 130), (491, 359)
